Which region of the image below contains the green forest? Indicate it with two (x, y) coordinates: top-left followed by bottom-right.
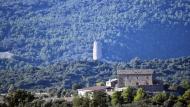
(0, 0), (190, 107)
(0, 56), (189, 93)
(1, 84), (190, 107)
(1, 0), (190, 63)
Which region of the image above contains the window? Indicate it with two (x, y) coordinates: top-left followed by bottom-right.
(146, 81), (149, 85)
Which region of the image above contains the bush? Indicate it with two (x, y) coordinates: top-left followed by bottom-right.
(91, 91), (109, 107)
(173, 101), (184, 107)
(4, 90), (35, 107)
(111, 91), (123, 106)
(152, 92), (168, 105)
(133, 88), (145, 102)
(72, 95), (82, 107)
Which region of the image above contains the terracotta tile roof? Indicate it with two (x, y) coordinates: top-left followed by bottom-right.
(117, 69), (154, 75)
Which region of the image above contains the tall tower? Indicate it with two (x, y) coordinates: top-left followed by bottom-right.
(93, 41), (102, 60)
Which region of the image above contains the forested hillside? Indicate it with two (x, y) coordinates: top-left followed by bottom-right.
(0, 0), (190, 65)
(0, 56), (189, 93)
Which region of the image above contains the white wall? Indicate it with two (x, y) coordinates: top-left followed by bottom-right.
(93, 41), (102, 60)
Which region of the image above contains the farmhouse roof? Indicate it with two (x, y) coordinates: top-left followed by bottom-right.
(117, 69), (154, 75)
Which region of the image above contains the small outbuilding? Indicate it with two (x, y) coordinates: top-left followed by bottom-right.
(78, 86), (112, 96)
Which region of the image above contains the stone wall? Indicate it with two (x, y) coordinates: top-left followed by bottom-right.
(118, 74), (153, 88)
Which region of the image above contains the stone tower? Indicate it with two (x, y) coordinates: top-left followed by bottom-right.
(93, 41), (102, 60)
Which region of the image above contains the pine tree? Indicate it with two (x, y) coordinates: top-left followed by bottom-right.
(121, 87), (133, 103)
(111, 91), (122, 106)
(134, 88), (145, 102)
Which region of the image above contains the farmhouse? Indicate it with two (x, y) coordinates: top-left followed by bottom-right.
(78, 69), (163, 96)
(116, 69), (163, 92)
(117, 69), (153, 88)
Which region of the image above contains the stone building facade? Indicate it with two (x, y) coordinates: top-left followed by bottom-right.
(117, 69), (153, 88)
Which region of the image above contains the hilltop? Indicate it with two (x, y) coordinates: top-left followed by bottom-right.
(0, 0), (190, 65)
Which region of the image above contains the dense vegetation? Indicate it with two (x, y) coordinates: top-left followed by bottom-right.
(1, 84), (190, 107)
(1, 89), (70, 107)
(0, 0), (190, 64)
(72, 82), (190, 107)
(0, 1), (190, 106)
(0, 56), (189, 93)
